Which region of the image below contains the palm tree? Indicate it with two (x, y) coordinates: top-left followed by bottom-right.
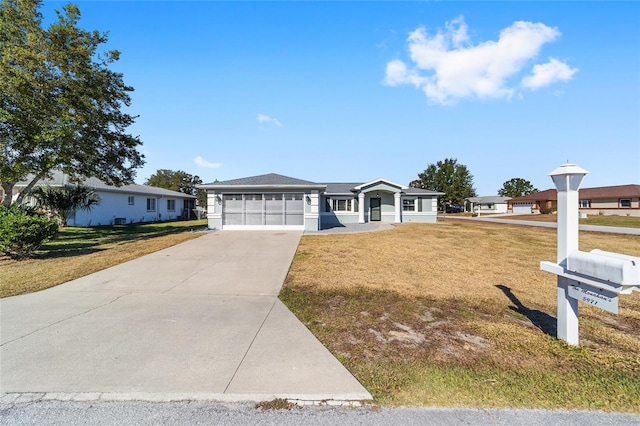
(29, 185), (101, 226)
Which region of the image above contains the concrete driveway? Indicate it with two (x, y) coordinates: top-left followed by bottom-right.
(0, 231), (371, 403)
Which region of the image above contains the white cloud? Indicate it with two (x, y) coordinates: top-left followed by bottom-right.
(257, 113), (282, 127)
(385, 16), (576, 104)
(194, 156), (221, 169)
(522, 58), (578, 89)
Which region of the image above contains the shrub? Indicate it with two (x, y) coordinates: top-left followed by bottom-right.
(0, 204), (59, 258)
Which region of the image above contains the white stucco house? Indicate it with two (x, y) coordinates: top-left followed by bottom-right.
(465, 196), (511, 214)
(199, 173), (444, 231)
(4, 171), (196, 227)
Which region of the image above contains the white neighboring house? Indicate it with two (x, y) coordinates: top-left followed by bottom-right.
(465, 196), (511, 214)
(4, 171), (196, 227)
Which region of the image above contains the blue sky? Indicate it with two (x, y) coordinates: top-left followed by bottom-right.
(43, 1), (639, 195)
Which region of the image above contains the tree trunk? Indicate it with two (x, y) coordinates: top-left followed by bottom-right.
(15, 174), (45, 205)
(1, 181), (16, 207)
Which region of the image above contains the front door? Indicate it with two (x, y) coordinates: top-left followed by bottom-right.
(370, 197), (381, 221)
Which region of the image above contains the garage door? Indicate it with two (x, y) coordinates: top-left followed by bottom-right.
(513, 203), (533, 214)
(222, 193), (304, 229)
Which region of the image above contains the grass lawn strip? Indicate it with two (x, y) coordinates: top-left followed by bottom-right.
(0, 220), (208, 298)
(280, 221), (640, 412)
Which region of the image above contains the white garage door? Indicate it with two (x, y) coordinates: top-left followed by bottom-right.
(513, 203), (533, 214)
(222, 193), (304, 229)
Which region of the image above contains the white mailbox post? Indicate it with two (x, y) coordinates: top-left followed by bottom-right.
(540, 163), (640, 346)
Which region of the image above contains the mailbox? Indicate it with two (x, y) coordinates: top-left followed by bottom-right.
(567, 249), (640, 287)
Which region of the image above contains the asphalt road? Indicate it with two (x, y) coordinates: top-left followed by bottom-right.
(2, 401), (640, 426)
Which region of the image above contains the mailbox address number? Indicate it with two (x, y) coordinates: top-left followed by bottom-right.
(568, 283), (619, 314)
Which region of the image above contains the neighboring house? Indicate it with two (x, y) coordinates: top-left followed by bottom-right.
(6, 171), (196, 226)
(465, 196), (511, 214)
(199, 173), (444, 231)
(507, 184), (640, 216)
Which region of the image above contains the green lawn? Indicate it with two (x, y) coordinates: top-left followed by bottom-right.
(0, 219), (207, 298)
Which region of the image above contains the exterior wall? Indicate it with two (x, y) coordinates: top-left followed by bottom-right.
(401, 212), (438, 223)
(579, 197), (640, 217)
(420, 197), (434, 212)
(71, 191), (190, 227)
(320, 212), (359, 225)
(400, 195), (438, 223)
(512, 197), (640, 216)
(207, 191), (223, 229)
(476, 203), (508, 213)
(207, 189), (312, 230)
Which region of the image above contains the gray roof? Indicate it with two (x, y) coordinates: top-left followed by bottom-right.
(204, 173), (321, 187)
(82, 177), (195, 198)
(466, 196), (511, 203)
(199, 173), (443, 195)
(322, 183), (362, 195)
(403, 187), (445, 196)
(15, 172), (194, 199)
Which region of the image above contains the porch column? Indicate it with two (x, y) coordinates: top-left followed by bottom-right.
(394, 192), (401, 223)
(358, 192), (365, 223)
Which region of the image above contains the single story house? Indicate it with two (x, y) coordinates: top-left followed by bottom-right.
(199, 173), (444, 231)
(465, 196), (511, 214)
(3, 171), (196, 226)
(508, 184), (640, 216)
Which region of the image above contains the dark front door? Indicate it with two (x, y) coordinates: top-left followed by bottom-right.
(370, 197), (381, 221)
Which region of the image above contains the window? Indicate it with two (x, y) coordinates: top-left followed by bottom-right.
(579, 200), (591, 208)
(620, 198), (631, 208)
(167, 199), (176, 211)
(128, 196), (135, 205)
(402, 198), (416, 212)
(146, 198), (156, 211)
(332, 199), (352, 212)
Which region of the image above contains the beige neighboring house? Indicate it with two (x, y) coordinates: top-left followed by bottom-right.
(508, 184), (640, 216)
(1, 170), (197, 226)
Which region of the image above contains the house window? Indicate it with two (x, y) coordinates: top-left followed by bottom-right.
(620, 199), (631, 208)
(402, 198), (416, 212)
(146, 198), (156, 212)
(332, 199), (352, 212)
(332, 199), (351, 212)
(167, 199), (176, 211)
(128, 196), (135, 205)
(579, 200), (591, 208)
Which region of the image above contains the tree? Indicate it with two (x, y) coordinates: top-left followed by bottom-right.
(144, 169), (208, 207)
(30, 184), (100, 226)
(498, 178), (538, 198)
(414, 158), (477, 206)
(145, 169), (202, 194)
(0, 0), (144, 207)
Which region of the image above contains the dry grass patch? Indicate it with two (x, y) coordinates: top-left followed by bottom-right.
(281, 221), (640, 411)
(0, 220), (207, 298)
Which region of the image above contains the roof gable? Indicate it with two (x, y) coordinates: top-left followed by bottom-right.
(353, 179), (405, 191)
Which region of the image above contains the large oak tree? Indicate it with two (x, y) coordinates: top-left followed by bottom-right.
(144, 169), (207, 207)
(412, 158), (477, 206)
(498, 178), (538, 198)
(0, 0), (144, 206)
